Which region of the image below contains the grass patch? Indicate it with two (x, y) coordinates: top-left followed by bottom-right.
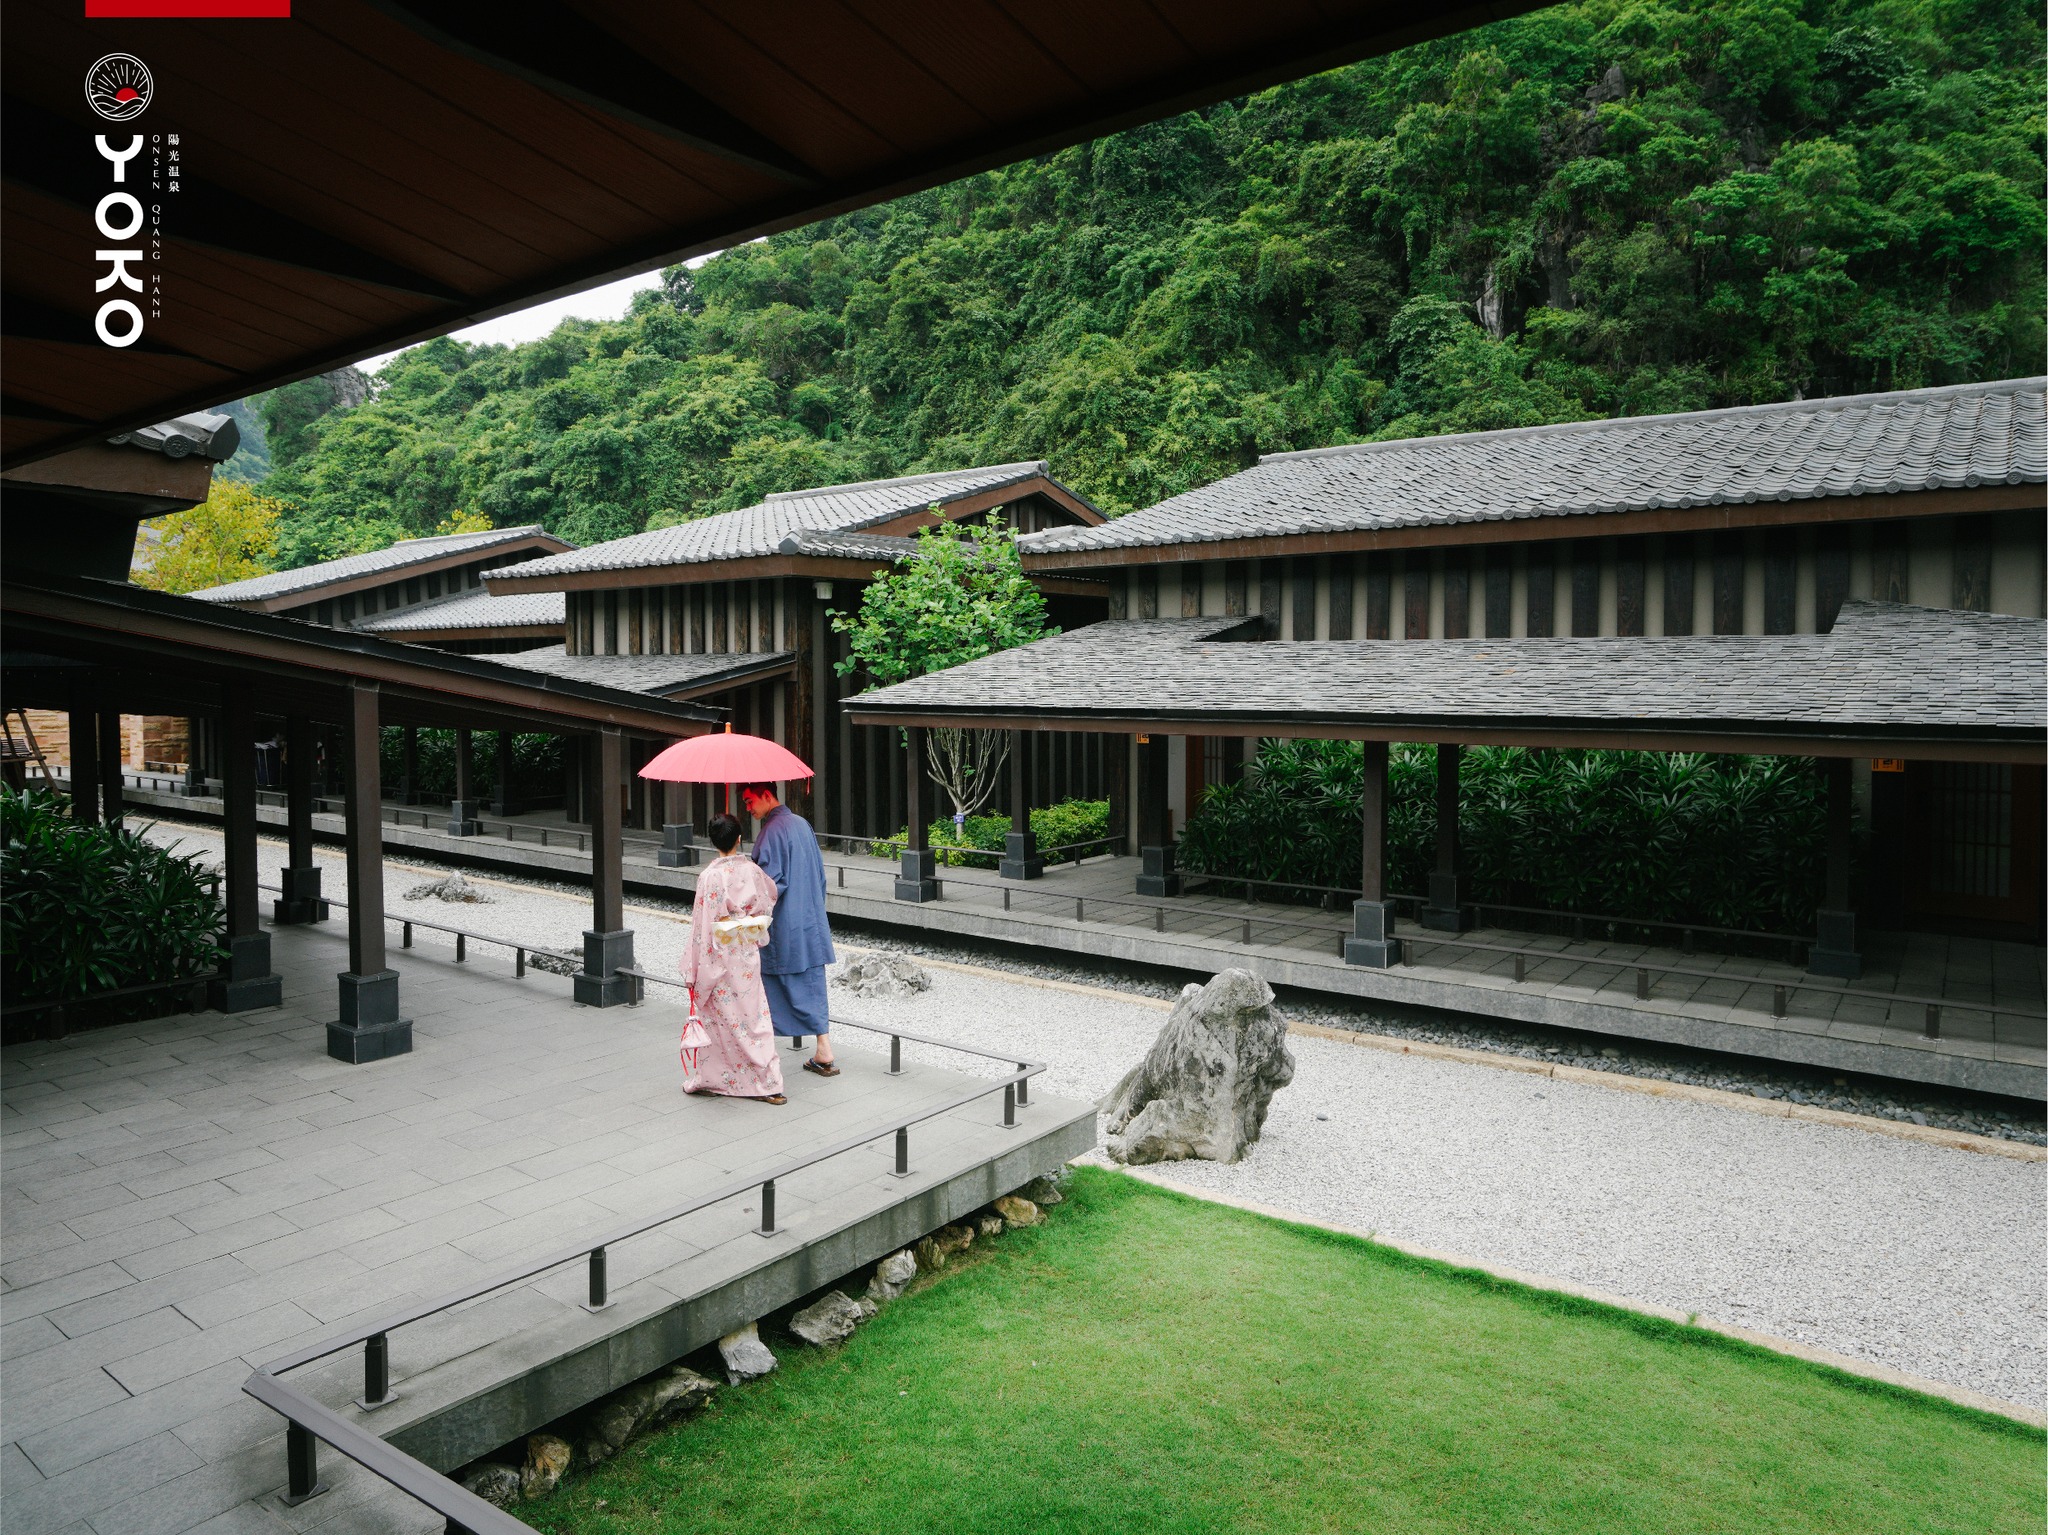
(526, 1168), (2044, 1535)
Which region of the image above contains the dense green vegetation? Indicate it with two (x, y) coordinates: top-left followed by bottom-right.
(870, 798), (1114, 867)
(0, 787), (225, 1004)
(248, 0), (2041, 563)
(376, 728), (567, 805)
(525, 1168), (2044, 1535)
(1180, 741), (1828, 932)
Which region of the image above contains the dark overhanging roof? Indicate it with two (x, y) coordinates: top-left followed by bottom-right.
(488, 645), (794, 702)
(842, 603), (2048, 762)
(191, 526), (572, 608)
(3, 573), (723, 736)
(5, 0), (1545, 466)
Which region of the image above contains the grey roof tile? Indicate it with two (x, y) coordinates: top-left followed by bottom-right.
(489, 646), (792, 696)
(1021, 378), (2047, 558)
(847, 602), (2044, 744)
(189, 526), (563, 604)
(352, 590), (564, 633)
(498, 463), (1060, 579)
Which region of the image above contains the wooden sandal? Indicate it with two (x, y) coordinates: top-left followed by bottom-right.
(802, 1058), (840, 1077)
(757, 1093), (788, 1106)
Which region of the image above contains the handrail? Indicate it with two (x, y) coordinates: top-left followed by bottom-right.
(253, 881), (580, 975)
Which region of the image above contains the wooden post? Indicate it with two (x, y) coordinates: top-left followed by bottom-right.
(1000, 728), (1043, 879)
(97, 711), (123, 826)
(67, 698), (99, 822)
(399, 725), (420, 805)
(1419, 742), (1470, 932)
(895, 726), (939, 901)
(574, 727), (635, 1004)
(273, 714), (324, 924)
(1808, 757), (1862, 978)
(1345, 739), (1401, 966)
(447, 726), (479, 835)
(329, 680), (410, 1062)
(211, 689), (281, 1011)
(1135, 733), (1179, 896)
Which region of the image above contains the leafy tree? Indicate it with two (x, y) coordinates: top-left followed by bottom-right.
(833, 514), (1053, 818)
(133, 481), (283, 594)
(434, 508), (494, 535)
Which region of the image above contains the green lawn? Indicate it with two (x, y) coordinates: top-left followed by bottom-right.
(525, 1169), (2043, 1535)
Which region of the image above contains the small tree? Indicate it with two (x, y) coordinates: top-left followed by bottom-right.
(133, 481), (285, 594)
(834, 511), (1053, 820)
(434, 508), (494, 535)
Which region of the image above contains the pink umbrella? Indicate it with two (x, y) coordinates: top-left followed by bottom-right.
(638, 723), (813, 784)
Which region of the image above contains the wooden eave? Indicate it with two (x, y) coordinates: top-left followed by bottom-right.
(1019, 483), (2048, 574)
(373, 621), (568, 644)
(228, 534), (575, 613)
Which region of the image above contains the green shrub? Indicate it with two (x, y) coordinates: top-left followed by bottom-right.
(378, 728), (565, 801)
(1180, 742), (1827, 934)
(1, 786), (226, 1002)
(871, 798), (1113, 867)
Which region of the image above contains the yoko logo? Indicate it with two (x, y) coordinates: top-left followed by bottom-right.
(85, 54), (152, 122)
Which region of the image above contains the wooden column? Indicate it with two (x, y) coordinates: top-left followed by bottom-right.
(211, 690), (282, 1012)
(447, 726), (479, 835)
(1808, 757), (1862, 978)
(96, 712), (124, 826)
(1000, 728), (1043, 879)
(330, 680), (410, 1061)
(575, 726), (636, 1005)
(492, 730), (515, 815)
(1419, 743), (1470, 932)
(1345, 740), (1401, 966)
(67, 698), (99, 822)
(399, 725), (420, 805)
(273, 714), (325, 924)
(895, 725), (938, 901)
(1134, 732), (1179, 896)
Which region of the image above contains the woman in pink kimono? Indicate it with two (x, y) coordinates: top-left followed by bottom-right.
(677, 814), (787, 1105)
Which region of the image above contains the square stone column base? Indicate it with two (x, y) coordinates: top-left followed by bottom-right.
(1419, 872), (1470, 932)
(1807, 907), (1863, 978)
(211, 932), (283, 1012)
(327, 969), (412, 1063)
(272, 865), (329, 925)
(446, 799), (481, 836)
(1135, 844), (1180, 898)
(657, 823), (698, 868)
(1344, 899), (1403, 968)
(574, 928), (639, 1007)
(895, 848), (939, 903)
(999, 830), (1045, 880)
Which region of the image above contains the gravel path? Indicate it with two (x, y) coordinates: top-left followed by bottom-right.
(143, 824), (2048, 1410)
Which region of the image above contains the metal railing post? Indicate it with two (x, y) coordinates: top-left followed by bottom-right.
(893, 1126), (910, 1177)
(1772, 985), (1787, 1018)
(1636, 967), (1650, 1000)
(1924, 1004), (1941, 1039)
(1074, 897), (1083, 921)
(361, 1332), (390, 1408)
(888, 1035), (902, 1075)
(1242, 919), (1252, 945)
(1513, 954), (1525, 983)
(1154, 907), (1164, 933)
(455, 934), (466, 964)
(402, 922), (412, 948)
(1016, 1068), (1029, 1107)
(586, 1246), (607, 1311)
(1002, 1082), (1016, 1128)
(283, 1421), (325, 1505)
(758, 1179), (776, 1236)
(516, 948), (526, 978)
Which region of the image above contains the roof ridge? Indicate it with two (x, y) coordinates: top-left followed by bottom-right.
(390, 524), (547, 547)
(763, 461), (1046, 501)
(1255, 377), (2048, 466)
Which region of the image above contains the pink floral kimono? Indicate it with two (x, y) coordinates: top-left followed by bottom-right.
(677, 853), (786, 1099)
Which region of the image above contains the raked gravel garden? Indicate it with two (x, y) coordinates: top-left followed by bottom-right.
(144, 822), (2048, 1415)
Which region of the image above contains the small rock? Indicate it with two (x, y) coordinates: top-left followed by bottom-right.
(460, 1463), (522, 1508)
(992, 1194), (1040, 1229)
(976, 1213), (1006, 1239)
(868, 1248), (918, 1302)
(915, 1224), (973, 1272)
(405, 873), (492, 903)
(718, 1321), (778, 1383)
(1315, 1113), (1329, 1121)
(789, 1290), (877, 1347)
(520, 1434), (572, 1500)
(832, 953), (932, 998)
(1019, 1175), (1064, 1207)
(1600, 1047), (1621, 1059)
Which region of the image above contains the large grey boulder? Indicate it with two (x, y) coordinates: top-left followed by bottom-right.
(718, 1321), (778, 1383)
(581, 1364), (717, 1466)
(789, 1290), (877, 1347)
(833, 953), (932, 998)
(867, 1249), (917, 1303)
(404, 873), (491, 903)
(1100, 969), (1294, 1165)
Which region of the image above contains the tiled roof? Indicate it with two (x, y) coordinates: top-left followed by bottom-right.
(352, 589), (564, 633)
(489, 646), (794, 697)
(775, 529), (918, 562)
(1021, 378), (2048, 558)
(189, 526), (563, 604)
(845, 602), (2045, 746)
(495, 463), (1062, 580)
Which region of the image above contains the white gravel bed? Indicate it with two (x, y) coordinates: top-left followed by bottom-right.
(141, 824), (2047, 1409)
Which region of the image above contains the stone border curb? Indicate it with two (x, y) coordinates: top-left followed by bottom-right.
(1084, 1157), (2047, 1430)
(892, 952), (2043, 1162)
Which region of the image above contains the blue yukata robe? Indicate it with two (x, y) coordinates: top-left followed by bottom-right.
(752, 804), (836, 1037)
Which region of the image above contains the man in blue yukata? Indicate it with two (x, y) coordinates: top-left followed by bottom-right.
(740, 782), (838, 1075)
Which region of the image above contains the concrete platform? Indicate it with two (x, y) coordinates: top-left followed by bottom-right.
(0, 918), (1093, 1534)
(120, 782), (2047, 1101)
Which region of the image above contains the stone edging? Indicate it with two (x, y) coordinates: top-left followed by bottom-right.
(899, 952), (2043, 1163)
(1081, 1156), (2047, 1430)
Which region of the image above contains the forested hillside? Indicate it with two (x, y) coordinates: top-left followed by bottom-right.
(252, 0), (2043, 565)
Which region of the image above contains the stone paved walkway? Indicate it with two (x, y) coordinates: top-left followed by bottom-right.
(1, 919), (1072, 1534)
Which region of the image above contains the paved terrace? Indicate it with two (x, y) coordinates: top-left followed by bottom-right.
(104, 779), (2047, 1101)
(1, 918), (1092, 1535)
